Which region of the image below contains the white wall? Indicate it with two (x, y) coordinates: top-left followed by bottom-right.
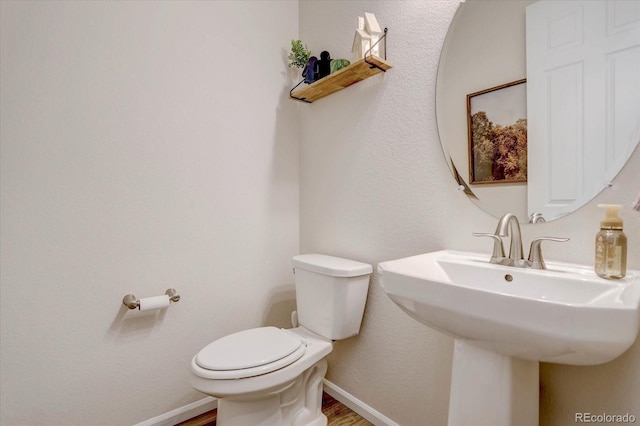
(3, 1), (639, 425)
(0, 1), (299, 425)
(299, 1), (640, 425)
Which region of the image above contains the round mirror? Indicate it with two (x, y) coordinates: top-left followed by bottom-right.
(436, 0), (640, 223)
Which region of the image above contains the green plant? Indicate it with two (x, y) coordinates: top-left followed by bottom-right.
(288, 39), (311, 69)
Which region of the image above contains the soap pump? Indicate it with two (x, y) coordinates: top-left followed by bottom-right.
(595, 204), (627, 279)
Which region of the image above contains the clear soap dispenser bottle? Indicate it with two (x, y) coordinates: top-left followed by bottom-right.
(595, 204), (627, 279)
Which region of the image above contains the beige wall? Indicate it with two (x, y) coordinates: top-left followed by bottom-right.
(0, 1), (299, 425)
(299, 1), (640, 425)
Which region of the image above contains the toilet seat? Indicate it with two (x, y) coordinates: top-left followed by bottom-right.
(195, 327), (307, 380)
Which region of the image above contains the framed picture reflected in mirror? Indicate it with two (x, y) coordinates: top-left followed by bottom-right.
(467, 79), (527, 185)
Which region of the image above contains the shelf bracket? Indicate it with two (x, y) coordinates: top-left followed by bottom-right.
(289, 79), (312, 103)
(364, 28), (388, 72)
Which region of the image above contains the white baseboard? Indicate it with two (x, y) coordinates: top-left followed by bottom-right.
(133, 396), (216, 426)
(134, 380), (396, 426)
(323, 379), (399, 426)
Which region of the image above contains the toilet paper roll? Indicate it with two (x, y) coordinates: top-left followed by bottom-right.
(138, 295), (170, 311)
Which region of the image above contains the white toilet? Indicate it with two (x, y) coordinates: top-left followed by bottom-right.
(190, 254), (373, 426)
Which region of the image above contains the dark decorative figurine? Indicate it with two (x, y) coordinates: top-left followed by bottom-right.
(302, 56), (318, 84)
(315, 51), (331, 80)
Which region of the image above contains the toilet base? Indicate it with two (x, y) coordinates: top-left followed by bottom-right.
(216, 359), (328, 426)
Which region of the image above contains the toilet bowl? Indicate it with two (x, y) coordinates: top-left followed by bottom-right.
(190, 326), (332, 398)
(191, 327), (333, 426)
(189, 254), (372, 426)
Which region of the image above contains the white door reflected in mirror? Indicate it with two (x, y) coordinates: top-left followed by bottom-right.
(527, 0), (640, 220)
(436, 0), (640, 223)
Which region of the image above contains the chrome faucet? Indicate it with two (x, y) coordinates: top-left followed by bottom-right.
(495, 213), (524, 265)
(474, 213), (568, 269)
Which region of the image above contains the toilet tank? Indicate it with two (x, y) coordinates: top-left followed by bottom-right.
(292, 254), (372, 340)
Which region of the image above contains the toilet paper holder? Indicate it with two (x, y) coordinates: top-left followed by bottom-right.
(122, 288), (180, 310)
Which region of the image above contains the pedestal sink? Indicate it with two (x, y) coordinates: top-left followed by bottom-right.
(378, 250), (640, 426)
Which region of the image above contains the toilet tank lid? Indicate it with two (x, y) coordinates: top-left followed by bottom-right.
(293, 254), (373, 277)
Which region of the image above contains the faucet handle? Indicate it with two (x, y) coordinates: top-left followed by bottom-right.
(528, 212), (546, 223)
(527, 237), (569, 269)
(473, 233), (506, 263)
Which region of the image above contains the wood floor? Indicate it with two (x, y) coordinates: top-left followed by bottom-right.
(176, 392), (373, 426)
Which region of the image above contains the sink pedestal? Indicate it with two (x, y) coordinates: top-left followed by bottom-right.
(448, 340), (538, 426)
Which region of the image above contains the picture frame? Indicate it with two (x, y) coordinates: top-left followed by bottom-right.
(467, 79), (527, 184)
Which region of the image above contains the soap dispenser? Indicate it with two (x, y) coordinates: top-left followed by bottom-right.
(595, 204), (627, 279)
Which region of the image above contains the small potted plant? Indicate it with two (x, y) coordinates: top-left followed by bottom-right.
(288, 39), (311, 69)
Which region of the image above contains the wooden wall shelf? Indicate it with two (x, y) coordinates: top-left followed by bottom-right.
(289, 55), (392, 104)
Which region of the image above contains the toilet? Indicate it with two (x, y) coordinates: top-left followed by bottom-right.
(190, 254), (373, 426)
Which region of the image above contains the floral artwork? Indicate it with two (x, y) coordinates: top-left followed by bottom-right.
(467, 79), (527, 184)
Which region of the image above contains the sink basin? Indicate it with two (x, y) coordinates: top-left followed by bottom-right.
(378, 250), (640, 365)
